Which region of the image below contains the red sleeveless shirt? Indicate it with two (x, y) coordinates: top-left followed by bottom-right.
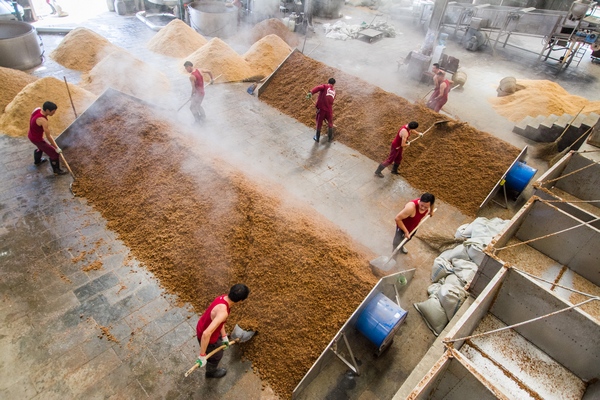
(28, 108), (46, 142)
(399, 198), (428, 233)
(191, 69), (205, 96)
(392, 124), (412, 148)
(196, 295), (230, 344)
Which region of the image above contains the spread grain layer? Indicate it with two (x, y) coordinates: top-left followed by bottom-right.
(0, 66), (37, 114)
(50, 27), (122, 72)
(0, 77), (97, 137)
(489, 79), (600, 122)
(147, 19), (208, 58)
(68, 94), (377, 398)
(260, 52), (520, 215)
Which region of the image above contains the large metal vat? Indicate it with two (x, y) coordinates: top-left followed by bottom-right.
(313, 0), (344, 18)
(0, 20), (43, 70)
(187, 1), (237, 38)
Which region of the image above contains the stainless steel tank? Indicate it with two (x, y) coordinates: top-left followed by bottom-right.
(0, 20), (43, 70)
(187, 1), (238, 37)
(313, 0), (344, 18)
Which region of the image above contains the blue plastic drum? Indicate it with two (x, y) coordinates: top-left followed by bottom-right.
(356, 292), (408, 351)
(505, 161), (537, 194)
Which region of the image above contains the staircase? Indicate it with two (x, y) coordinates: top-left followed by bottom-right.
(513, 112), (600, 151)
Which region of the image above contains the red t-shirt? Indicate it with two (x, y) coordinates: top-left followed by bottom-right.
(196, 295), (230, 344)
(311, 84), (335, 113)
(191, 69), (205, 96)
(398, 198), (428, 233)
(28, 108), (46, 142)
(391, 125), (412, 148)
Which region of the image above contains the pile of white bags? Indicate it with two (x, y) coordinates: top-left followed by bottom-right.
(415, 217), (509, 336)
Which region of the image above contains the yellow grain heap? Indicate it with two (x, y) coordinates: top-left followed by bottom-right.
(0, 77), (97, 137)
(0, 66), (37, 114)
(489, 79), (600, 122)
(147, 19), (208, 58)
(184, 38), (254, 82)
(249, 18), (299, 48)
(81, 50), (170, 104)
(50, 27), (122, 72)
(244, 34), (292, 77)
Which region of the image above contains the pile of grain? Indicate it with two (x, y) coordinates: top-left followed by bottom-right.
(184, 37), (254, 82)
(50, 27), (122, 72)
(244, 34), (292, 77)
(147, 19), (208, 58)
(0, 67), (37, 114)
(259, 51), (520, 216)
(0, 77), (96, 137)
(489, 79), (600, 122)
(249, 18), (299, 47)
(67, 91), (377, 398)
(81, 50), (170, 104)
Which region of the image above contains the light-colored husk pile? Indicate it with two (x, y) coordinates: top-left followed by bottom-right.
(183, 37), (254, 82)
(50, 27), (122, 72)
(489, 79), (600, 122)
(249, 18), (299, 48)
(0, 66), (38, 114)
(0, 77), (97, 137)
(244, 34), (292, 77)
(80, 50), (171, 104)
(147, 19), (208, 58)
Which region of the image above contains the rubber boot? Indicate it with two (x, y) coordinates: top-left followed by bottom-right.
(391, 163), (400, 175)
(205, 363), (227, 379)
(50, 159), (67, 175)
(34, 149), (47, 165)
(313, 129), (320, 143)
(327, 127), (333, 142)
(374, 164), (385, 178)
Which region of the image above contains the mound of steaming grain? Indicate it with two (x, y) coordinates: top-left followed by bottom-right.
(249, 18), (299, 48)
(147, 19), (208, 58)
(50, 27), (122, 72)
(259, 51), (520, 216)
(67, 92), (377, 397)
(489, 79), (600, 122)
(0, 67), (38, 115)
(244, 34), (292, 77)
(0, 77), (96, 137)
(184, 37), (254, 82)
(81, 51), (170, 104)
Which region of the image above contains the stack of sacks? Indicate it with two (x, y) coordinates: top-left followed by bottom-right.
(414, 217), (509, 336)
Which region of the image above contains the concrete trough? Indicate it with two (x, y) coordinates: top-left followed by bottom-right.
(407, 266), (600, 399)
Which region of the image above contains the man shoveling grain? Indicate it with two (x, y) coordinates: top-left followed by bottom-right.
(27, 101), (67, 176)
(195, 284), (250, 378)
(184, 61), (214, 124)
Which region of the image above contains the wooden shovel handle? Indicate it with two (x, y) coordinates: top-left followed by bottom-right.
(389, 208), (438, 260)
(184, 338), (240, 377)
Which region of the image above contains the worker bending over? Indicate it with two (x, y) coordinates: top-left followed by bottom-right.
(27, 101), (67, 176)
(394, 193), (435, 255)
(375, 121), (421, 177)
(308, 78), (336, 143)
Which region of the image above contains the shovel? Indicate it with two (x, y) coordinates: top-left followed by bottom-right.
(408, 120), (449, 145)
(184, 324), (255, 377)
(370, 208), (437, 271)
(177, 75), (223, 111)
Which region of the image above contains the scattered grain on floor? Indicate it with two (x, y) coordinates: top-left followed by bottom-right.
(0, 66), (37, 115)
(495, 238), (559, 278)
(50, 27), (122, 72)
(147, 19), (208, 58)
(68, 93), (377, 398)
(0, 77), (97, 137)
(183, 37), (254, 82)
(244, 34), (292, 77)
(489, 79), (600, 122)
(259, 51), (519, 215)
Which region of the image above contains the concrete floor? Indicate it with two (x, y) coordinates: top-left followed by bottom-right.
(1, 2), (599, 399)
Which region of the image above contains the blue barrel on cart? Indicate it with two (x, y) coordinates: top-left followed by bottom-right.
(505, 161), (537, 194)
(356, 292), (408, 350)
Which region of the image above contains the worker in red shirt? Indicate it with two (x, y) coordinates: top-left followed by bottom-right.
(374, 121), (421, 177)
(307, 78), (336, 143)
(27, 101), (67, 176)
(427, 71), (451, 113)
(394, 193), (435, 255)
(195, 284), (250, 378)
(184, 61), (214, 123)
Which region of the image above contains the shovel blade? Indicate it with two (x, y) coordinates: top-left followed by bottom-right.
(231, 324), (255, 343)
(369, 256), (397, 271)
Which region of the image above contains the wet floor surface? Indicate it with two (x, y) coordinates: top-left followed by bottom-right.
(2, 3), (599, 399)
